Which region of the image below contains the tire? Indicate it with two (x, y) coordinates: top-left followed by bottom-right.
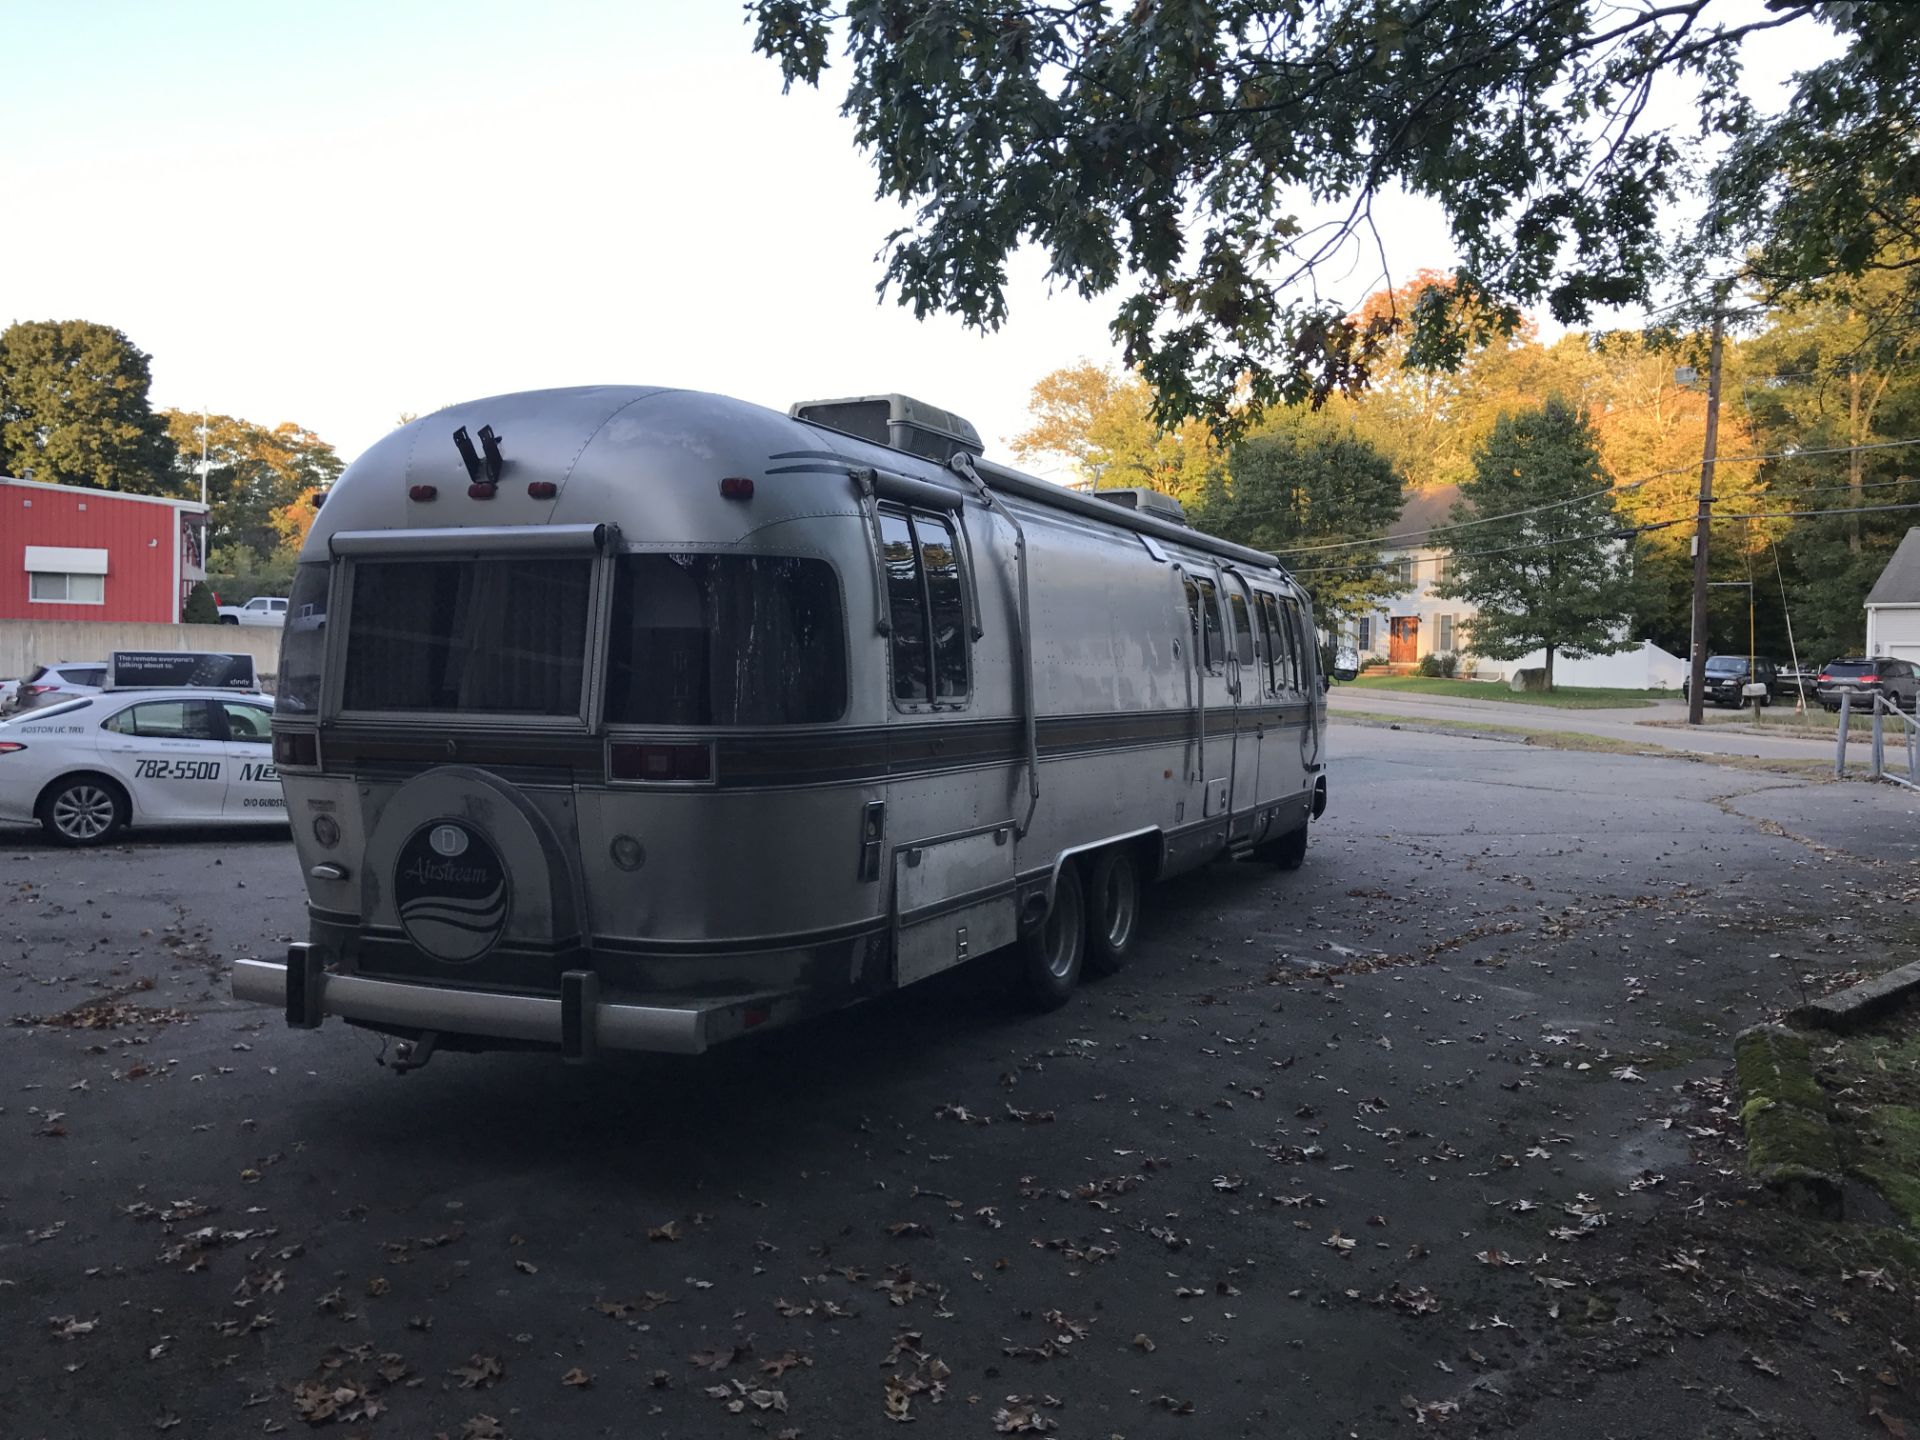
(1083, 849), (1141, 978)
(38, 775), (128, 847)
(1260, 822), (1310, 871)
(218, 615), (238, 625)
(1016, 862), (1085, 1010)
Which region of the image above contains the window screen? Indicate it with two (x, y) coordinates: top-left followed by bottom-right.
(342, 556), (592, 715)
(1280, 598), (1311, 689)
(878, 506), (970, 707)
(604, 553), (846, 725)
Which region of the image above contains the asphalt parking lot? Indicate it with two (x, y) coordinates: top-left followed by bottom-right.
(3, 724), (1918, 1439)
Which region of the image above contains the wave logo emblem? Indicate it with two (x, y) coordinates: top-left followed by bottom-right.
(395, 819), (510, 964)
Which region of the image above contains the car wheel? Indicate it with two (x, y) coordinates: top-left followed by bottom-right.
(1017, 862), (1085, 1010)
(1083, 849), (1141, 978)
(38, 775), (127, 847)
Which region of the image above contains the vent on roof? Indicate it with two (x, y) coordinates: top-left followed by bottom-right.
(791, 394), (984, 464)
(1092, 487), (1188, 526)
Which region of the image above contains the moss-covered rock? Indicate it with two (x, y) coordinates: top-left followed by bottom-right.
(1734, 1024), (1842, 1213)
(1853, 1105), (1920, 1228)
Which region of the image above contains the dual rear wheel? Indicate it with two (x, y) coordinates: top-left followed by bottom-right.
(1015, 847), (1141, 1010)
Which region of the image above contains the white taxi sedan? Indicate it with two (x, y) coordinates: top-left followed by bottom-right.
(0, 688), (284, 846)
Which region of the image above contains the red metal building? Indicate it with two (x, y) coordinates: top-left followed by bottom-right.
(0, 476), (209, 624)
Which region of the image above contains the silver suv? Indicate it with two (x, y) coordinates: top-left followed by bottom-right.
(10, 662), (108, 714)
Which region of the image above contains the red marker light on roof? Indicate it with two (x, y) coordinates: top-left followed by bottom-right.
(408, 484), (437, 501)
(528, 481), (558, 500)
(468, 482), (497, 500)
(719, 476), (755, 501)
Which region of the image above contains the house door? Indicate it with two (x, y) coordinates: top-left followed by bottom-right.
(1389, 617), (1419, 664)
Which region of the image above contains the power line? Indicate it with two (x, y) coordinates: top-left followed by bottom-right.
(1264, 434), (1920, 559)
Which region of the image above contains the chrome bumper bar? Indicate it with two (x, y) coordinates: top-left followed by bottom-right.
(232, 946), (708, 1057)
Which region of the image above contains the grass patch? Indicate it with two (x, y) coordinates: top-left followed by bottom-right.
(1854, 1106), (1920, 1227)
(1345, 674), (1667, 709)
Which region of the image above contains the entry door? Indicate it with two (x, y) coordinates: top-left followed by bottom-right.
(98, 698), (226, 820)
(1221, 572), (1261, 821)
(215, 699), (282, 818)
(1389, 616), (1419, 664)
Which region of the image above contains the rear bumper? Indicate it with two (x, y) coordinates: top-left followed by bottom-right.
(231, 945), (793, 1058)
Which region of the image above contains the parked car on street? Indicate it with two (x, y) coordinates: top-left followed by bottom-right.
(1775, 661), (1817, 700)
(1682, 655), (1777, 707)
(11, 662), (108, 714)
(0, 687), (281, 845)
(1815, 657), (1920, 713)
(217, 596), (288, 626)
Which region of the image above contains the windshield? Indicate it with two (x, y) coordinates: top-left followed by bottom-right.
(276, 562), (331, 714)
(342, 556), (593, 716)
(605, 553), (847, 725)
(1704, 657), (1750, 675)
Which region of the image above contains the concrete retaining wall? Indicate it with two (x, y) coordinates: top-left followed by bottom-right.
(0, 619), (281, 682)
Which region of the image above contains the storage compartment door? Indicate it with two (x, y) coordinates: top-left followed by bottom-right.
(893, 825), (1018, 987)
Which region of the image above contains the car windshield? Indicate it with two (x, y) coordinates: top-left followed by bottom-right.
(1704, 657), (1749, 675)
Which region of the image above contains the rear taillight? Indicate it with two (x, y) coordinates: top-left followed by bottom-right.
(26, 684), (56, 695)
(274, 731), (319, 767)
(1863, 674), (1881, 684)
(1817, 673), (1831, 683)
(0, 742), (25, 754)
(610, 742), (712, 782)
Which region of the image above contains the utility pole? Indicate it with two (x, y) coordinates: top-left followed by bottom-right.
(1686, 304), (1727, 726)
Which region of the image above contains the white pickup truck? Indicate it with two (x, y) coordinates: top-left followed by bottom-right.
(216, 596), (288, 627)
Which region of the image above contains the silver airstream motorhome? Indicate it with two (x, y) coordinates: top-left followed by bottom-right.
(231, 388), (1328, 1066)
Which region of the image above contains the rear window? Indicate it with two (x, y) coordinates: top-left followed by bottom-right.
(605, 553), (846, 726)
(3, 697), (91, 724)
(342, 556), (593, 715)
(1824, 660), (1873, 677)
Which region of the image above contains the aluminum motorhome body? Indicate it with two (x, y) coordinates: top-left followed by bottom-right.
(232, 386), (1329, 1063)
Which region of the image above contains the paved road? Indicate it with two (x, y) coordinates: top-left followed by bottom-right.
(3, 729), (1917, 1438)
(1329, 685), (1858, 763)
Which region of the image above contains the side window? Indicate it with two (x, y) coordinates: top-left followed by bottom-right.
(878, 505), (971, 708)
(1280, 598), (1311, 691)
(1227, 591), (1256, 668)
(1193, 578), (1223, 673)
(1258, 593), (1294, 693)
(104, 700), (215, 739)
(220, 702), (273, 743)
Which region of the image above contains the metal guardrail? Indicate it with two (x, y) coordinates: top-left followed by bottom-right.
(1834, 691), (1920, 789)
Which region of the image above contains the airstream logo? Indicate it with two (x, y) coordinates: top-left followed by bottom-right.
(394, 819), (510, 964)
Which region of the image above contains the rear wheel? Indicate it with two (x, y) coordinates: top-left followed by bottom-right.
(38, 776), (127, 847)
(1017, 862), (1085, 1010)
(1083, 849), (1141, 977)
(1259, 822), (1310, 871)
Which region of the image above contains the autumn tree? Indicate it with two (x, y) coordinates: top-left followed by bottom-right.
(163, 412), (343, 567)
(749, 1), (1896, 431)
(1011, 362), (1222, 505)
(0, 320), (176, 493)
(1199, 411), (1406, 633)
(1436, 399), (1635, 688)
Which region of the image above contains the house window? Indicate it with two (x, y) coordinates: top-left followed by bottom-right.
(29, 572), (105, 604)
(24, 544), (108, 605)
(1356, 617), (1373, 651)
(1396, 558), (1415, 587)
(1438, 614), (1456, 652)
(1432, 554), (1449, 583)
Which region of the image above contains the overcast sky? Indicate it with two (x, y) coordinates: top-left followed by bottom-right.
(2, 1), (1838, 477)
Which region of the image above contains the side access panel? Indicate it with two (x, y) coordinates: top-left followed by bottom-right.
(893, 824), (1018, 987)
